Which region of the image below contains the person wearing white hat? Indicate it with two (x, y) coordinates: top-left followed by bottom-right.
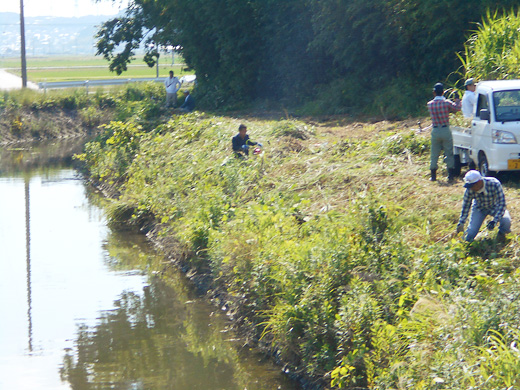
(456, 170), (511, 241)
(461, 78), (477, 118)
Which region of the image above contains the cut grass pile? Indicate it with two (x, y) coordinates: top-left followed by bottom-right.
(78, 107), (520, 389)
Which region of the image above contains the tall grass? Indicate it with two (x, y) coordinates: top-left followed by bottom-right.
(461, 9), (520, 81)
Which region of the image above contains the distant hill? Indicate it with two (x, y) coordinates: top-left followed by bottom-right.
(0, 12), (125, 57)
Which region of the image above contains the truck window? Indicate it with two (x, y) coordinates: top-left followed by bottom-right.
(493, 90), (520, 122)
(476, 93), (488, 118)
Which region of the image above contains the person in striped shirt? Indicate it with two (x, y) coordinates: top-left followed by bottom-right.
(427, 82), (461, 182)
(456, 170), (511, 242)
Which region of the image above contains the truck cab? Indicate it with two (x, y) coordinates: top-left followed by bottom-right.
(452, 80), (520, 176)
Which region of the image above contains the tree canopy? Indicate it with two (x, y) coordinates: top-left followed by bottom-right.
(96, 0), (520, 114)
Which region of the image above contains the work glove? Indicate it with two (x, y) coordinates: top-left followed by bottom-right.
(241, 145), (249, 150)
(456, 224), (464, 234)
(257, 143), (263, 147)
(486, 220), (496, 231)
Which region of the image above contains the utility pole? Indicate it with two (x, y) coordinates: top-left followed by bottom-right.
(20, 0), (28, 88)
(156, 53), (160, 78)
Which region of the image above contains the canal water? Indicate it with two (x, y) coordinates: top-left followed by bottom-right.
(0, 139), (300, 390)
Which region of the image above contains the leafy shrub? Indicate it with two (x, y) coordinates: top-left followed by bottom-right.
(79, 106), (103, 128)
(122, 84), (146, 101)
(360, 204), (389, 245)
(10, 115), (23, 135)
(78, 121), (143, 182)
(60, 95), (79, 110)
(118, 82), (163, 102)
(296, 78), (354, 116)
(93, 91), (117, 109)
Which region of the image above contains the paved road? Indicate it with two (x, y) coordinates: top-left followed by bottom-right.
(0, 69), (38, 91)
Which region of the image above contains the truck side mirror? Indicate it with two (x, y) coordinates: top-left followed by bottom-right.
(479, 109), (490, 122)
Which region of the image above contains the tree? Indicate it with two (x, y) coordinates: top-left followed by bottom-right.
(309, 0), (406, 80)
(95, 0), (520, 112)
(96, 0), (263, 106)
(253, 0), (326, 103)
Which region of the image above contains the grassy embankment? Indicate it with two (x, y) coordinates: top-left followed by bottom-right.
(75, 87), (520, 389)
(0, 80), (192, 145)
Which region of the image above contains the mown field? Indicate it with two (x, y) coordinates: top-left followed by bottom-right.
(0, 55), (192, 82)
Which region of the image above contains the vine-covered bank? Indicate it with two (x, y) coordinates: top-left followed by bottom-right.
(78, 108), (520, 389)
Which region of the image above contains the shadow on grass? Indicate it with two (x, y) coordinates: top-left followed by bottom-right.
(467, 235), (509, 259)
(497, 171), (520, 189)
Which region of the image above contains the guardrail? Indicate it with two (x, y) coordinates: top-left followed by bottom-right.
(38, 75), (196, 93)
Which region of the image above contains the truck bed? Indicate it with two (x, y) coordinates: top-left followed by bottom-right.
(451, 126), (472, 149)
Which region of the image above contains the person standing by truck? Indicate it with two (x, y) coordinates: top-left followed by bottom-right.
(456, 170), (511, 242)
(461, 78), (477, 118)
(427, 82), (461, 182)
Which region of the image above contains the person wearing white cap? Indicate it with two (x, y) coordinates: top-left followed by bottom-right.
(456, 170), (511, 241)
(461, 78), (477, 118)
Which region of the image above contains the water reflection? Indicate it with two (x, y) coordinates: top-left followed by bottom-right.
(0, 139), (298, 390)
(61, 232), (297, 390)
(25, 177), (33, 353)
(0, 137), (87, 175)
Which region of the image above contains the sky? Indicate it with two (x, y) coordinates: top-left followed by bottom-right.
(0, 0), (128, 18)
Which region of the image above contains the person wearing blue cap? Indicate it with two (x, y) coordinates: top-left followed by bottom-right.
(456, 170), (511, 241)
(427, 82), (461, 182)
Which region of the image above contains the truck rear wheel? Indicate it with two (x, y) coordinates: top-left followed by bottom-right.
(453, 155), (462, 177)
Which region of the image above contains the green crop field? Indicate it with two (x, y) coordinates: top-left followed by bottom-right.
(0, 55), (192, 82)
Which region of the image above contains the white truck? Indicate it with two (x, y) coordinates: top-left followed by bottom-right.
(452, 80), (520, 176)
